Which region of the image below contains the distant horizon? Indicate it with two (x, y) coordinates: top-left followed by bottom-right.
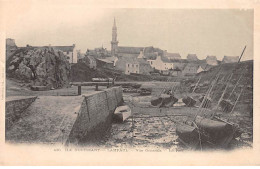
(5, 7), (253, 61)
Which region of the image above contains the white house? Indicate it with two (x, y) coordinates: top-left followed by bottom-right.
(147, 55), (174, 71)
(51, 44), (77, 63)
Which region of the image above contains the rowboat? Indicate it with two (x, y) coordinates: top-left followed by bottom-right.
(182, 96), (197, 107)
(113, 105), (132, 123)
(176, 116), (241, 149)
(161, 95), (178, 107)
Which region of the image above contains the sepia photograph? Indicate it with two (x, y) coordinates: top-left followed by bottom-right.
(0, 0), (259, 166)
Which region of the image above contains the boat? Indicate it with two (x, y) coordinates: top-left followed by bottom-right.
(151, 97), (163, 107)
(176, 116), (241, 149)
(161, 95), (178, 107)
(182, 76), (201, 107)
(176, 46), (246, 149)
(182, 96), (197, 107)
(113, 105), (132, 123)
(219, 99), (234, 113)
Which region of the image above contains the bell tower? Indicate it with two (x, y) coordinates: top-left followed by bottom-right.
(111, 17), (118, 56)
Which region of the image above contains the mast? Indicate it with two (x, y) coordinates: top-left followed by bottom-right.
(192, 76), (201, 93)
(215, 46), (246, 110)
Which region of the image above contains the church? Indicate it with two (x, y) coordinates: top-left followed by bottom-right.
(111, 18), (165, 59)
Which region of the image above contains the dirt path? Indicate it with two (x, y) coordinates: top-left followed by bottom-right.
(6, 96), (84, 144)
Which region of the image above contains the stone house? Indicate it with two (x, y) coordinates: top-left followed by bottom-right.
(182, 63), (200, 76)
(96, 58), (114, 69)
(187, 54), (198, 62)
(206, 55), (218, 65)
(222, 56), (239, 63)
(125, 58), (152, 75)
(51, 44), (77, 64)
(165, 52), (182, 60)
(85, 55), (97, 69)
(147, 55), (174, 71)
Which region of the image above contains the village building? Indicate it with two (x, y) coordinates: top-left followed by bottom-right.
(110, 18), (164, 59)
(222, 56), (239, 63)
(86, 46), (110, 58)
(197, 65), (206, 73)
(83, 55), (97, 69)
(165, 52), (182, 60)
(125, 51), (152, 75)
(187, 54), (199, 62)
(182, 63), (200, 76)
(22, 44), (78, 64)
(125, 58), (153, 75)
(96, 58), (114, 69)
(206, 55), (218, 65)
(147, 55), (174, 71)
(49, 44), (77, 64)
(77, 50), (86, 62)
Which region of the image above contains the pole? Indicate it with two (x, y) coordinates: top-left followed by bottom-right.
(192, 76), (201, 93)
(230, 87), (244, 114)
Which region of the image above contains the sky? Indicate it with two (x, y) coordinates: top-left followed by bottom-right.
(3, 2), (253, 60)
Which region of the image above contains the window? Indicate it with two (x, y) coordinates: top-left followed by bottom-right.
(67, 51), (70, 54)
(151, 61), (153, 65)
(136, 64), (138, 67)
(128, 64), (130, 67)
(136, 71), (138, 73)
(132, 64), (134, 67)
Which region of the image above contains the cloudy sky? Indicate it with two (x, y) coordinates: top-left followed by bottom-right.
(3, 2), (253, 60)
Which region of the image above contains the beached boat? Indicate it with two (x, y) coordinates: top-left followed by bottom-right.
(182, 96), (197, 107)
(219, 99), (234, 113)
(176, 46), (246, 149)
(151, 97), (163, 107)
(176, 116), (241, 149)
(161, 95), (178, 107)
(113, 105), (132, 123)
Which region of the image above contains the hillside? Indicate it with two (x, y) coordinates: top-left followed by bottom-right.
(182, 60), (253, 115)
(71, 62), (170, 82)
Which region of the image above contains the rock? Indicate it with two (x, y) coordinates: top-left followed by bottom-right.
(6, 47), (71, 89)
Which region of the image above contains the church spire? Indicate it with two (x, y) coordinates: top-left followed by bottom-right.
(111, 17), (118, 56)
(113, 17), (116, 28)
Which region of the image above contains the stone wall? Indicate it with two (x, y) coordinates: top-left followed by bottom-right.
(67, 86), (123, 145)
(5, 96), (37, 130)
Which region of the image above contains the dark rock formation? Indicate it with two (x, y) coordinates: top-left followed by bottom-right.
(6, 47), (71, 89)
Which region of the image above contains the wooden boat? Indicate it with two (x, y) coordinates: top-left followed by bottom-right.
(151, 97), (163, 107)
(161, 95), (178, 107)
(176, 46), (246, 149)
(113, 105), (132, 123)
(219, 99), (234, 113)
(182, 96), (196, 107)
(176, 116), (241, 149)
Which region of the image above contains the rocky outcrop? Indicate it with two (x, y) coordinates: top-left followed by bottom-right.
(6, 47), (71, 89)
(6, 38), (18, 60)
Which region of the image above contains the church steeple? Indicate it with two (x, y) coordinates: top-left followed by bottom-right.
(113, 17), (117, 28)
(111, 17), (118, 56)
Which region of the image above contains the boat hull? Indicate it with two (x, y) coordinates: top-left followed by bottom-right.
(114, 105), (132, 123)
(176, 116), (240, 149)
(183, 96), (196, 107)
